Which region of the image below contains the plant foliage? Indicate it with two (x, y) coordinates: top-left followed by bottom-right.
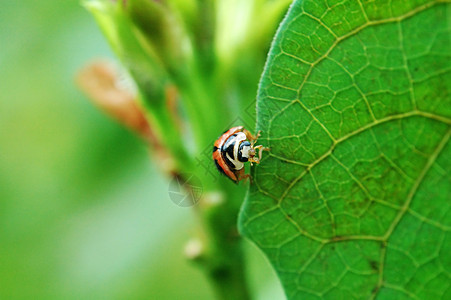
(240, 0), (450, 298)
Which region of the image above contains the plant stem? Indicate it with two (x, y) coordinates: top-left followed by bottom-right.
(195, 189), (250, 300)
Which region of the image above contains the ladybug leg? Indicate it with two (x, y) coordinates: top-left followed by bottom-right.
(248, 145), (270, 164)
(254, 145), (271, 161)
(239, 173), (252, 184)
(236, 168), (252, 183)
(243, 129), (260, 144)
(248, 156), (259, 164)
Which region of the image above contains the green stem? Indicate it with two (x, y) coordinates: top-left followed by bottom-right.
(86, 1), (256, 298)
(143, 101), (194, 173)
(195, 188), (250, 300)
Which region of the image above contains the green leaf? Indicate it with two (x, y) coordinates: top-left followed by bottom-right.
(239, 0), (451, 299)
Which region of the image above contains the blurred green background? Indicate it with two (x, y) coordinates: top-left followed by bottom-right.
(0, 1), (283, 299)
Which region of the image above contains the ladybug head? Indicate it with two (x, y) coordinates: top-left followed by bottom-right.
(238, 141), (254, 162)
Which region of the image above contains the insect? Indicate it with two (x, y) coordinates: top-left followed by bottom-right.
(212, 126), (269, 183)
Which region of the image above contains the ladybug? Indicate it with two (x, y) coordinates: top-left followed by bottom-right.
(212, 126), (269, 183)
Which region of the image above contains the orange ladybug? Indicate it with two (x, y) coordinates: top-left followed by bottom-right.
(212, 126), (269, 183)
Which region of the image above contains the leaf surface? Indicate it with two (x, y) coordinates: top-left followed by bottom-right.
(239, 0), (451, 298)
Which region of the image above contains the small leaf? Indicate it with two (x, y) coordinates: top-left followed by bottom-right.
(239, 0), (450, 299)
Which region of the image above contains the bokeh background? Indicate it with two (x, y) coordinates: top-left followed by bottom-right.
(0, 1), (283, 299)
